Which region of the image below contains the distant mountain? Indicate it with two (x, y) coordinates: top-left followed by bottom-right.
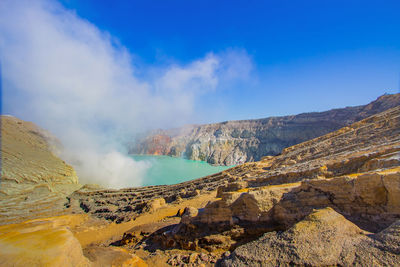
(131, 93), (400, 165)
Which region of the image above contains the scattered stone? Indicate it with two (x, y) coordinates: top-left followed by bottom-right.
(223, 251), (231, 258)
(188, 252), (198, 263)
(181, 207), (199, 224)
(176, 208), (185, 217)
(145, 198), (166, 212)
(199, 253), (208, 262)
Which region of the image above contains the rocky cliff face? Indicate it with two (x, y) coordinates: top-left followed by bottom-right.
(0, 115), (80, 195)
(0, 115), (82, 225)
(131, 93), (400, 165)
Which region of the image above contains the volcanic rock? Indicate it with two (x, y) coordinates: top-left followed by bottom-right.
(0, 215), (91, 267)
(4, 100), (399, 266)
(221, 207), (400, 266)
(132, 94), (400, 165)
(138, 106), (400, 259)
(0, 116), (82, 225)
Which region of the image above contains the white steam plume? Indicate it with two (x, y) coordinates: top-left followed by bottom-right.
(0, 0), (252, 188)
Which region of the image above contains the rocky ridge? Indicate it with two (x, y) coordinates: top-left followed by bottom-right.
(0, 115), (80, 196)
(0, 115), (83, 225)
(131, 93), (400, 165)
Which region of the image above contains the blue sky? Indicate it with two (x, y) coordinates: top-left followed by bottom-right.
(60, 1), (399, 65)
(58, 0), (400, 120)
(2, 0), (400, 124)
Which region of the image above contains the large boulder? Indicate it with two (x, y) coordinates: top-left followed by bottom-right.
(273, 169), (400, 231)
(222, 207), (400, 266)
(193, 183), (298, 225)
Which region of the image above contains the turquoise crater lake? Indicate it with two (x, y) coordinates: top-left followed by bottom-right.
(131, 155), (233, 186)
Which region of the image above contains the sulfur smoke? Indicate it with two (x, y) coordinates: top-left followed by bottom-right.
(0, 0), (252, 188)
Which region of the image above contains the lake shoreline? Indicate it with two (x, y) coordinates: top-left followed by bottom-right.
(130, 154), (233, 186)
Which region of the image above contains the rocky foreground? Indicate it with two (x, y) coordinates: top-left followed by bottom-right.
(131, 93), (400, 165)
(1, 103), (400, 266)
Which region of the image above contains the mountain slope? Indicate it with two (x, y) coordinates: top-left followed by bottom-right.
(131, 93), (400, 165)
(0, 115), (82, 224)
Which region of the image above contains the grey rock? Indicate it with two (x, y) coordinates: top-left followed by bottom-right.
(131, 94), (400, 166)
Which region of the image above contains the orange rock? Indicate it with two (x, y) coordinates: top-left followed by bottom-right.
(0, 215), (91, 267)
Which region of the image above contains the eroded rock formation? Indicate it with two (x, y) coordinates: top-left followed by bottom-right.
(0, 116), (82, 225)
(222, 207), (400, 266)
(0, 214), (147, 267)
(0, 115), (80, 196)
(131, 93), (400, 165)
(0, 215), (91, 267)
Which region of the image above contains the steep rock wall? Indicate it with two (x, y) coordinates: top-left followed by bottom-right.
(0, 116), (82, 225)
(0, 115), (80, 196)
(131, 93), (400, 165)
